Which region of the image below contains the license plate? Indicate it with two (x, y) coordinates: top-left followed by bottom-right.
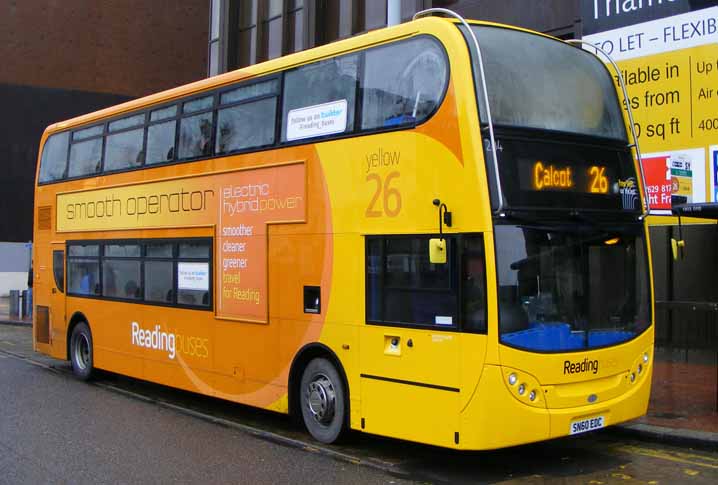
(570, 415), (605, 435)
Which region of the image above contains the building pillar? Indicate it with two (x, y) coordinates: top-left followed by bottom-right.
(387, 0), (401, 26)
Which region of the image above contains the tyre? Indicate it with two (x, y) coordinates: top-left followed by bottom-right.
(70, 322), (94, 381)
(299, 357), (347, 444)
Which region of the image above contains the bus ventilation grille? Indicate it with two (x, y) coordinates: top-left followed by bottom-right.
(38, 206), (52, 231)
(36, 306), (50, 344)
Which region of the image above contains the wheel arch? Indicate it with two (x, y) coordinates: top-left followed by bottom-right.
(288, 343), (350, 424)
(66, 311), (90, 361)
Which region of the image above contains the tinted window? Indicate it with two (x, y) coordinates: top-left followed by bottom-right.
(221, 79), (279, 104)
(68, 259), (100, 295)
(184, 96), (213, 114)
(282, 54), (358, 141)
(69, 139), (102, 177)
(384, 238), (450, 290)
(105, 244), (141, 257)
(67, 239), (212, 309)
(104, 128), (144, 171)
(68, 245), (99, 257)
(151, 105), (177, 122)
(146, 121), (176, 164)
(146, 243), (173, 258)
(145, 261), (173, 302)
(216, 97), (276, 153)
(367, 236), (457, 327)
(367, 235), (486, 332)
(366, 239), (383, 323)
(52, 250), (64, 293)
(38, 132), (70, 183)
(103, 259), (141, 299)
(179, 241), (210, 258)
(109, 114), (144, 132)
(361, 37), (448, 129)
(73, 125), (103, 141)
(179, 113), (213, 159)
(461, 236), (487, 333)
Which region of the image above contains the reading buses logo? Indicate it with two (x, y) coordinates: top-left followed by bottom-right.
(563, 357), (599, 375)
(130, 322), (209, 360)
(132, 322), (176, 359)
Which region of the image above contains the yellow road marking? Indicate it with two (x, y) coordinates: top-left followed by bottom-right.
(615, 445), (718, 470)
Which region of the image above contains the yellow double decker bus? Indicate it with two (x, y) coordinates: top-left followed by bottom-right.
(32, 11), (653, 450)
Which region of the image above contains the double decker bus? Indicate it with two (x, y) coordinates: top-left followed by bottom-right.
(32, 10), (653, 450)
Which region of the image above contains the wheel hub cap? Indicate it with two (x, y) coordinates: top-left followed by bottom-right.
(75, 334), (89, 370)
(307, 374), (335, 425)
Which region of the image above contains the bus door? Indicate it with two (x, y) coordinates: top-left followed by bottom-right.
(47, 243), (66, 347)
(359, 236), (462, 447)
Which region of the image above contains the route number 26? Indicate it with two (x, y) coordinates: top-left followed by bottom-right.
(366, 171), (402, 217)
(588, 166), (609, 194)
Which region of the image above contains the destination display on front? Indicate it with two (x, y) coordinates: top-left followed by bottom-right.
(493, 137), (641, 212)
(518, 158), (617, 195)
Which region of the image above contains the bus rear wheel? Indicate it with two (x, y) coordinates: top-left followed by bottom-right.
(70, 322), (94, 381)
(299, 358), (346, 444)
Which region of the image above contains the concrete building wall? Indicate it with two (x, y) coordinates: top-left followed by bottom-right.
(0, 242), (30, 296)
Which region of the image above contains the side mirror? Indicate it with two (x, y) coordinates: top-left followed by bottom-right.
(671, 238), (686, 260)
(429, 238), (447, 264)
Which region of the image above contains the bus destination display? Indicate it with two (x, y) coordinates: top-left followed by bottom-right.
(519, 158), (616, 195)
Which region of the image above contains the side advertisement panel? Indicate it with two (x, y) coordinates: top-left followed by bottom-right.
(56, 163), (307, 322)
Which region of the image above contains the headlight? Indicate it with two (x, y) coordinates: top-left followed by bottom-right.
(529, 390), (537, 401)
(508, 373), (517, 386)
(518, 383), (526, 395)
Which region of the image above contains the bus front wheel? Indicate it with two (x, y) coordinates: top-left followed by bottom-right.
(70, 322), (94, 381)
(299, 358), (346, 444)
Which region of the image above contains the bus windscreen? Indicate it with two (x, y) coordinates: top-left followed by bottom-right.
(495, 223), (650, 352)
(462, 25), (627, 141)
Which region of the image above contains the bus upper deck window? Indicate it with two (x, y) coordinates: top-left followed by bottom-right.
(69, 138), (102, 177)
(38, 132), (70, 183)
(281, 55), (359, 142)
(361, 37), (448, 130)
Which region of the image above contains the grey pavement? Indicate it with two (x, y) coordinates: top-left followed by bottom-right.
(0, 296), (31, 326)
(0, 352), (411, 485)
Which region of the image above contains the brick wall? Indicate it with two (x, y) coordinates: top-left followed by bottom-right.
(0, 0), (209, 97)
(0, 1), (209, 242)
